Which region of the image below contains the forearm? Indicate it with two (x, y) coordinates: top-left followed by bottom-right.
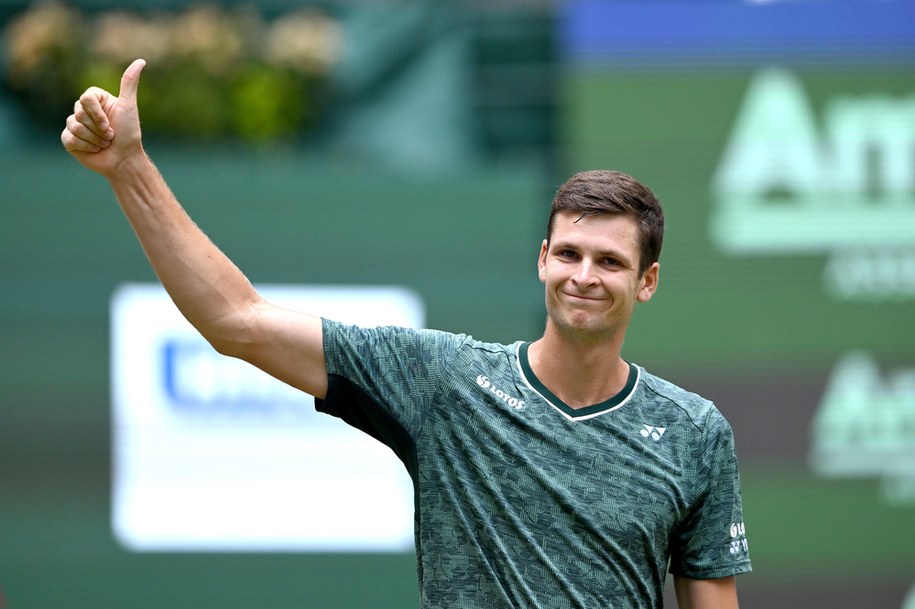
(108, 151), (261, 354)
(673, 576), (738, 609)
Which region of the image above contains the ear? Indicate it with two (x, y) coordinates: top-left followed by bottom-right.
(637, 262), (660, 303)
(537, 239), (548, 283)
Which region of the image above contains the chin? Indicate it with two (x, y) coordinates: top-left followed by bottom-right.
(552, 315), (606, 336)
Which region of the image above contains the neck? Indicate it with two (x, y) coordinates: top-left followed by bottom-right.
(528, 323), (630, 409)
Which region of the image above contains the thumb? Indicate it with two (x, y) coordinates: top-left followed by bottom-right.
(118, 58), (146, 103)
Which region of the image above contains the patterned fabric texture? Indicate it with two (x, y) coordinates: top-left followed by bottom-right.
(317, 320), (751, 609)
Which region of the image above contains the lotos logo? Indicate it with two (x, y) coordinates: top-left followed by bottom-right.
(476, 374), (525, 410)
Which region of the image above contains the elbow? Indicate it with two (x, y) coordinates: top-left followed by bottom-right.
(208, 335), (241, 359)
(201, 305), (261, 361)
(205, 325), (256, 361)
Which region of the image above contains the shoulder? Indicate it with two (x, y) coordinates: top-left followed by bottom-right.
(322, 318), (460, 343)
(322, 318), (513, 359)
(636, 367), (729, 433)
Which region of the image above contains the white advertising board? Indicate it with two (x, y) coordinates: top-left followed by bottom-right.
(111, 284), (424, 552)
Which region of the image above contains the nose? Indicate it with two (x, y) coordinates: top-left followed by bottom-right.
(571, 259), (598, 287)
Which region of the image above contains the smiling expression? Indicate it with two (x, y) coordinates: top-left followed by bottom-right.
(538, 211), (659, 342)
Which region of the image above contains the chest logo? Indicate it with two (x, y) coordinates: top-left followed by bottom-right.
(640, 424), (667, 441)
(476, 374), (525, 410)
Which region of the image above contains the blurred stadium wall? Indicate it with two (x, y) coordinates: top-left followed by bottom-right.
(1, 1), (913, 608)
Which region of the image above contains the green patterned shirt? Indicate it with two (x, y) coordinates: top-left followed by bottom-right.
(317, 320), (751, 609)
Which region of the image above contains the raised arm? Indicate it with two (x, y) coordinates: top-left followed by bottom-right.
(61, 59), (328, 398)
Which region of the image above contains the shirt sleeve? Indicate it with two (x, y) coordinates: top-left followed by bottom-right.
(316, 318), (466, 459)
(668, 410), (752, 579)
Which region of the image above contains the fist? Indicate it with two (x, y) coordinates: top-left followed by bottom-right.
(61, 58), (146, 177)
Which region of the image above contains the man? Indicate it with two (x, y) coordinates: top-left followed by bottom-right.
(62, 59), (751, 608)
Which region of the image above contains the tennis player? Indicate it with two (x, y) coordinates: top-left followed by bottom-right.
(62, 59), (751, 609)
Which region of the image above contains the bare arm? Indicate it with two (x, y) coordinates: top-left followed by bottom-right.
(61, 59), (327, 398)
(673, 576), (739, 609)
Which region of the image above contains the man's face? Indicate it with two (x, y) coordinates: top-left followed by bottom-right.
(538, 211), (659, 341)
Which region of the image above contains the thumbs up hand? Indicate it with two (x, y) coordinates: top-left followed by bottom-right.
(61, 59), (147, 177)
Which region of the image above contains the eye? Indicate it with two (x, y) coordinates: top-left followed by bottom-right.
(558, 249), (578, 260)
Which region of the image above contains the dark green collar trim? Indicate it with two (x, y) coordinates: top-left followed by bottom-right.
(518, 342), (639, 421)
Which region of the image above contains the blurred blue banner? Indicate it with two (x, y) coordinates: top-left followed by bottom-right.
(561, 0), (915, 64)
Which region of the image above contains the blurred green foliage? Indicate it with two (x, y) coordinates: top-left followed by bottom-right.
(3, 2), (341, 144)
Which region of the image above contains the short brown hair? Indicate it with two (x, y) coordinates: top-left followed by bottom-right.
(547, 170), (664, 274)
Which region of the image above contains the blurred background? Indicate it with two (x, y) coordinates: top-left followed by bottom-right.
(1, 0), (914, 607)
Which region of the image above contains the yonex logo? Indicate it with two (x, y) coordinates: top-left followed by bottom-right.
(640, 425), (666, 441)
(476, 374), (525, 410)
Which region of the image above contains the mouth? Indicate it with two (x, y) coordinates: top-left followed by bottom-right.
(561, 292), (604, 303)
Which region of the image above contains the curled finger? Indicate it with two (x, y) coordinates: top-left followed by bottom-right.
(61, 118), (105, 153)
(73, 99), (114, 141)
(77, 87), (115, 133)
